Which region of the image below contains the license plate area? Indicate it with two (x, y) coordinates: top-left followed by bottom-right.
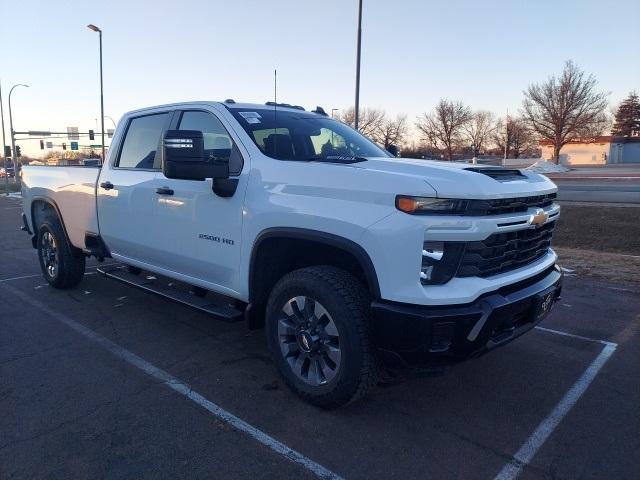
(533, 287), (557, 321)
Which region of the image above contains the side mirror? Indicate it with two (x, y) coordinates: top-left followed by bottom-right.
(162, 130), (229, 180)
(386, 144), (399, 157)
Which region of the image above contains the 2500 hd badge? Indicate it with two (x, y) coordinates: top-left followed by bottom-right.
(198, 233), (234, 245)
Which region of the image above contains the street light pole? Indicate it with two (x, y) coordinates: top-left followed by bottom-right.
(88, 24), (105, 162)
(104, 115), (117, 129)
(8, 83), (29, 186)
(354, 0), (363, 131)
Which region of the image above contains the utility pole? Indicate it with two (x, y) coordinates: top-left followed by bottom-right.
(354, 0), (363, 131)
(0, 80), (8, 194)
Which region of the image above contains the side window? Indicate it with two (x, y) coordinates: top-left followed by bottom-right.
(117, 113), (169, 169)
(178, 111), (244, 175)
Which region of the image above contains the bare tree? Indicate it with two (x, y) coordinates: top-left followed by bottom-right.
(339, 107), (386, 141)
(416, 99), (472, 160)
(378, 114), (408, 149)
(493, 117), (536, 159)
(464, 110), (495, 157)
(340, 108), (408, 151)
(522, 60), (609, 163)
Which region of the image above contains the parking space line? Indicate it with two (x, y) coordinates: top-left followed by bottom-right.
(495, 330), (618, 480)
(2, 283), (342, 480)
(0, 273), (43, 283)
(535, 326), (617, 346)
(0, 263), (120, 283)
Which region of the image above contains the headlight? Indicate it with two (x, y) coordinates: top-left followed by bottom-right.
(396, 195), (468, 215)
(420, 241), (465, 284)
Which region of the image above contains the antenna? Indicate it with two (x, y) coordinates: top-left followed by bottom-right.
(274, 69), (277, 157)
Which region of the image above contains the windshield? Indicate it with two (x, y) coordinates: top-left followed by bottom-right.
(229, 108), (390, 161)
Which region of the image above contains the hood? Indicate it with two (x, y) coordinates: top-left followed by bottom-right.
(354, 157), (557, 199)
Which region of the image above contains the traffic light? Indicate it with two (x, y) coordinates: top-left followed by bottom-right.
(3, 146), (10, 157)
(62, 143), (67, 150)
(89, 129), (95, 140)
(40, 140), (45, 150)
(15, 146), (21, 157)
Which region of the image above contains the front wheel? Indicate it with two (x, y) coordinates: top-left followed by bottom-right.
(37, 220), (85, 289)
(265, 266), (377, 408)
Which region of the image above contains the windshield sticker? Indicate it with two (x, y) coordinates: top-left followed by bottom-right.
(239, 111), (261, 119)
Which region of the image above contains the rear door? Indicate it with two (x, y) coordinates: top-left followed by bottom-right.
(96, 111), (173, 264)
(144, 107), (249, 296)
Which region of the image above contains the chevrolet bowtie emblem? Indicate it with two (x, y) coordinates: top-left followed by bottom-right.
(529, 208), (548, 228)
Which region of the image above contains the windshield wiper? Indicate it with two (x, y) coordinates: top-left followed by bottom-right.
(301, 155), (368, 164)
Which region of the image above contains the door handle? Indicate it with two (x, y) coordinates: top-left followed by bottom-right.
(156, 187), (174, 196)
(100, 181), (114, 190)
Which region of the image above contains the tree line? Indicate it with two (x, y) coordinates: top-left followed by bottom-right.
(342, 61), (639, 164)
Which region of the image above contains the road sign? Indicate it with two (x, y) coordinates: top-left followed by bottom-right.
(89, 144), (102, 149)
(70, 141), (79, 151)
(107, 129), (114, 138)
(67, 127), (79, 140)
(46, 142), (53, 149)
(28, 130), (52, 136)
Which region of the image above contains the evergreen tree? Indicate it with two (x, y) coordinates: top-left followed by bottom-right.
(612, 91), (640, 136)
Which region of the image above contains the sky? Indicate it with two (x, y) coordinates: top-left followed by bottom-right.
(1, 0), (639, 157)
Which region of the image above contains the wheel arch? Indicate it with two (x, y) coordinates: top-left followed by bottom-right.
(250, 227), (380, 300)
(246, 227), (380, 329)
(29, 197), (72, 248)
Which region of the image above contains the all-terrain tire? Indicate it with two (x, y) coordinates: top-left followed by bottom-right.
(36, 217), (85, 289)
(265, 266), (377, 408)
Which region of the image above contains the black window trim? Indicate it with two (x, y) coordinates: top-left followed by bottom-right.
(113, 110), (173, 171)
(176, 108), (245, 176)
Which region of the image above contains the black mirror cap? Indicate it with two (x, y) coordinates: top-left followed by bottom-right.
(387, 144), (399, 157)
(162, 130), (229, 180)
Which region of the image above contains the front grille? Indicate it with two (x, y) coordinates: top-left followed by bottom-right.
(457, 221), (556, 278)
(465, 193), (557, 216)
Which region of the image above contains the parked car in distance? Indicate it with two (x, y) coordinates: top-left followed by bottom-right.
(1, 166), (15, 178)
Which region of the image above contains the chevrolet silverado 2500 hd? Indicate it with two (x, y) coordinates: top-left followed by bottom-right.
(21, 101), (562, 408)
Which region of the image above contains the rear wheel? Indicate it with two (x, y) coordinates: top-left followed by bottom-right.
(37, 219), (85, 289)
(266, 266), (376, 408)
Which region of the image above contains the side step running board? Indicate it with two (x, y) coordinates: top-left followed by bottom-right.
(97, 266), (243, 323)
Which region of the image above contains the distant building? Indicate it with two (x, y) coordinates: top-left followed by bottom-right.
(540, 136), (640, 165)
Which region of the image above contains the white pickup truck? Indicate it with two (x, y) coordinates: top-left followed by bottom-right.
(21, 100), (562, 408)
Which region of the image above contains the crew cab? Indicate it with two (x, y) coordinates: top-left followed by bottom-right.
(21, 100), (562, 408)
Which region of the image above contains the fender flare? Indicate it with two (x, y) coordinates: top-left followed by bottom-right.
(29, 196), (72, 248)
(249, 227), (381, 300)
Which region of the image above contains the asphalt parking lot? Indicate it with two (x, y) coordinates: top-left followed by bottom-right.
(1, 194), (639, 480)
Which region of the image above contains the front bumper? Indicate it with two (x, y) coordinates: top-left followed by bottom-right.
(370, 264), (563, 368)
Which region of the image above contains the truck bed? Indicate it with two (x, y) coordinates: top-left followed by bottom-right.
(21, 165), (100, 249)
